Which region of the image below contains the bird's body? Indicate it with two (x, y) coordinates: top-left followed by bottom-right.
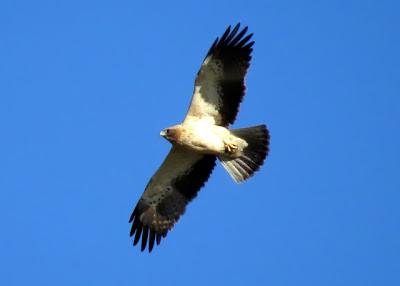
(129, 24), (270, 252)
(162, 121), (246, 156)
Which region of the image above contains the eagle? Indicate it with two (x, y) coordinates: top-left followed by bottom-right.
(129, 23), (270, 252)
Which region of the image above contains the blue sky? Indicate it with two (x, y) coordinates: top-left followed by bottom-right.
(1, 0), (399, 285)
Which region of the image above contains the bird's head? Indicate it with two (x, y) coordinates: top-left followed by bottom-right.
(160, 125), (182, 143)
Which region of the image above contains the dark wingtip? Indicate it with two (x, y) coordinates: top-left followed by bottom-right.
(130, 216), (140, 237)
(133, 223), (142, 246)
(219, 25), (231, 44)
(141, 226), (149, 251)
(128, 209), (136, 223)
(148, 231), (156, 252)
(206, 23), (253, 59)
(243, 40), (255, 50)
(230, 23), (241, 34)
(230, 27), (250, 47)
(225, 24), (240, 44)
(156, 233), (162, 245)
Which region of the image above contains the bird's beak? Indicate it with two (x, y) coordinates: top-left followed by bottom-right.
(160, 130), (166, 137)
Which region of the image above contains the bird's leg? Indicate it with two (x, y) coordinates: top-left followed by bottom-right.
(224, 141), (238, 154)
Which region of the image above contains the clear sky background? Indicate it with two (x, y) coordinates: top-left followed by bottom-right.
(1, 0), (399, 285)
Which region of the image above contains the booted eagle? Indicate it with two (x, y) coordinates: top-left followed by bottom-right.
(129, 24), (270, 252)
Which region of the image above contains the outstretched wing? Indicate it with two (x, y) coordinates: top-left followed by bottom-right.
(184, 23), (254, 126)
(129, 147), (216, 252)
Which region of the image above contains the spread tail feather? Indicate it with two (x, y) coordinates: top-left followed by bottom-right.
(219, 124), (270, 183)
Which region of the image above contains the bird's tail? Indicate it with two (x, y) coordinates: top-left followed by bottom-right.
(219, 124), (270, 183)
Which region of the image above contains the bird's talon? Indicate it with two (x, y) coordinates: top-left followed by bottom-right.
(225, 143), (238, 154)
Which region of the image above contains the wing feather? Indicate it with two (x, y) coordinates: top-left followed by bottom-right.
(148, 230), (156, 252)
(129, 147), (216, 252)
(184, 23), (254, 126)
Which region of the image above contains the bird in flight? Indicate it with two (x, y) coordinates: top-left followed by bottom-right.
(129, 23), (270, 252)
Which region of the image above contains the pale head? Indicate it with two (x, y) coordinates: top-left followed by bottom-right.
(160, 125), (182, 143)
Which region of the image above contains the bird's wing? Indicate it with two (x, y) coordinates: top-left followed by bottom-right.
(129, 146), (216, 252)
(184, 23), (254, 127)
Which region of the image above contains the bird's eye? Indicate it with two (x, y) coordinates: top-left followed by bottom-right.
(166, 129), (170, 134)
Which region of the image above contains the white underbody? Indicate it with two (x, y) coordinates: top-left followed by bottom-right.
(174, 118), (247, 156)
